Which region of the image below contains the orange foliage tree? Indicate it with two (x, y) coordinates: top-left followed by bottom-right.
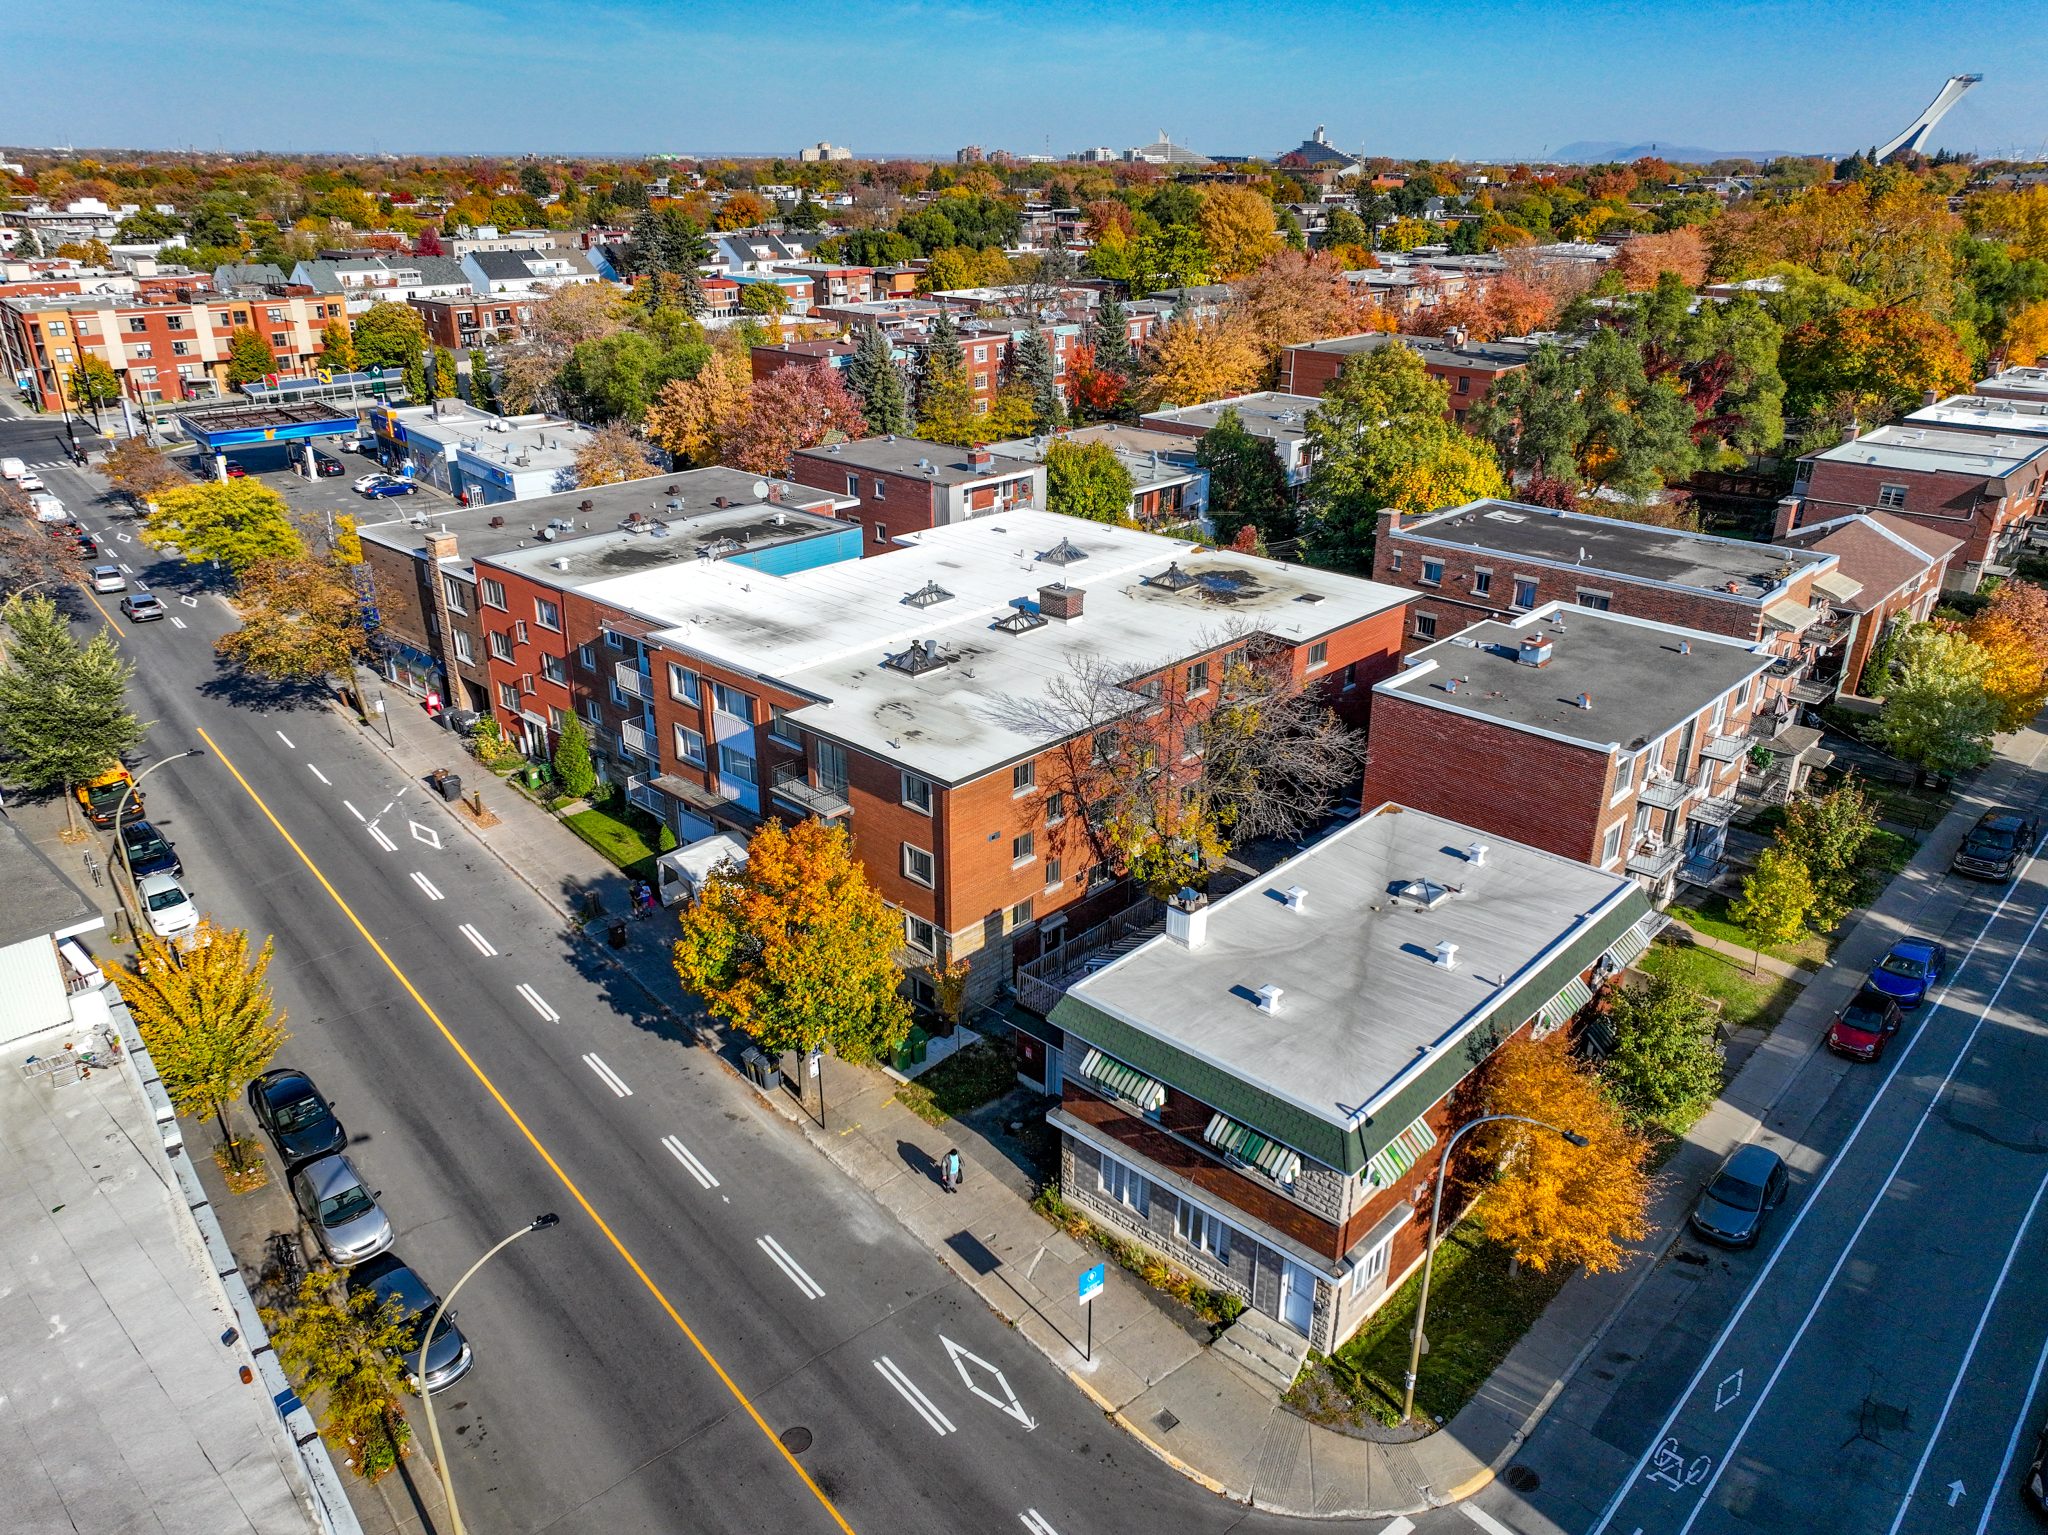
(1472, 1030), (1651, 1275)
(1781, 305), (1974, 419)
(1139, 314), (1265, 407)
(1062, 342), (1128, 419)
(1228, 249), (1370, 375)
(1612, 228), (1709, 291)
(1965, 582), (2048, 731)
(721, 364), (867, 477)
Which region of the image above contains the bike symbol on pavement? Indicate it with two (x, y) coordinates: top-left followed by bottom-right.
(1645, 1437), (1713, 1492)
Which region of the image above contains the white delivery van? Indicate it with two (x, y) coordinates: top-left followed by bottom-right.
(655, 834), (749, 906)
(0, 457), (25, 481)
(30, 492), (67, 522)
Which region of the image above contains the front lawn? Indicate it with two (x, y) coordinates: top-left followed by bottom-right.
(561, 793), (676, 880)
(1667, 892), (1829, 969)
(1637, 940), (1798, 1032)
(895, 1037), (1016, 1124)
(1288, 1219), (1571, 1428)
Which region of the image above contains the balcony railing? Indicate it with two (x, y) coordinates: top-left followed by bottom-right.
(1638, 775), (1696, 811)
(626, 775), (666, 817)
(1627, 840), (1683, 880)
(1690, 790), (1741, 826)
(620, 722), (654, 760)
(1015, 895), (1165, 1016)
(769, 764), (851, 818)
(615, 661), (651, 701)
(1701, 734), (1750, 764)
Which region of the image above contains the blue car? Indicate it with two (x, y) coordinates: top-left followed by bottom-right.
(1867, 938), (1948, 1009)
(362, 478), (417, 498)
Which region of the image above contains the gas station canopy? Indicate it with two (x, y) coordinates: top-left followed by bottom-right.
(173, 400), (361, 454)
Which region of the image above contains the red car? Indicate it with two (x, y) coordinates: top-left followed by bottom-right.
(224, 459), (248, 478)
(1827, 987), (1905, 1062)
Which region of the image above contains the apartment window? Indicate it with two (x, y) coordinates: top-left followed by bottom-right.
(1734, 678), (1751, 708)
(1342, 662), (1359, 690)
(1350, 1234), (1391, 1296)
(1012, 760), (1035, 794)
(270, 333), (288, 350)
(498, 682), (519, 710)
(846, 473), (858, 496)
(46, 322), (65, 337)
(1601, 821), (1624, 864)
(480, 577), (507, 609)
(533, 597), (560, 631)
(577, 642), (594, 669)
(673, 724), (706, 766)
(1414, 612), (1438, 639)
(1513, 576), (1540, 609)
(232, 310), (247, 325)
(453, 630), (474, 665)
(1455, 375), (1470, 395)
(1577, 589), (1612, 611)
(520, 673), (534, 694)
(901, 771), (934, 814)
(1389, 551), (1403, 572)
(1472, 567), (1492, 596)
(1098, 1153), (1150, 1216)
(130, 342), (152, 359)
(582, 696), (603, 726)
(717, 745), (757, 786)
(1009, 897), (1035, 926)
(1012, 831), (1035, 866)
(488, 630), (515, 662)
(1614, 751), (1638, 795)
(1307, 640), (1329, 670)
(514, 619), (529, 645)
(874, 523), (888, 544)
(1181, 720), (1206, 760)
(1877, 483), (1908, 509)
(1186, 659), (1210, 696)
(266, 308), (284, 323)
(1046, 790), (1067, 824)
(547, 705), (567, 730)
(603, 628), (625, 651)
(1420, 558), (1444, 586)
(904, 913), (936, 954)
(902, 843), (935, 887)
(668, 663), (699, 704)
(873, 478), (886, 500)
(712, 681), (754, 720)
(1045, 857), (1063, 888)
(609, 680), (627, 707)
(1177, 1200), (1231, 1262)
(768, 705), (800, 745)
(128, 317), (148, 334)
(171, 341), (190, 356)
(539, 652), (566, 684)
(442, 577), (468, 615)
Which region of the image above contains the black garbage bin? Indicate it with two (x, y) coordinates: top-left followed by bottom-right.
(435, 771), (462, 803)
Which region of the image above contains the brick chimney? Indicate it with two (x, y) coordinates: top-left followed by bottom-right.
(1038, 582), (1084, 622)
(967, 446), (994, 471)
(424, 528), (458, 562)
(420, 527), (466, 708)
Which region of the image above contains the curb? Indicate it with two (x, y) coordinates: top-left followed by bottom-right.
(1064, 1369), (1242, 1504)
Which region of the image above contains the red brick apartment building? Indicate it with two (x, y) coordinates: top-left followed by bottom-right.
(411, 294), (538, 351)
(1779, 424), (2048, 588)
(750, 338), (857, 386)
(789, 437), (1048, 553)
(1044, 805), (1654, 1357)
(1363, 604), (1779, 902)
(1372, 499), (1852, 706)
(1774, 513), (1958, 697)
(1277, 331), (1541, 427)
(471, 509), (1412, 1007)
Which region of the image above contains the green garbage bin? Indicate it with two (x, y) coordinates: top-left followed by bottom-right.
(892, 1026), (930, 1073)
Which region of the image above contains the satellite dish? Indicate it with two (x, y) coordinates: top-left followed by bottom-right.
(751, 479), (769, 500)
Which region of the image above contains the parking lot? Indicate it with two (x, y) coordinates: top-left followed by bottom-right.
(170, 431), (459, 538)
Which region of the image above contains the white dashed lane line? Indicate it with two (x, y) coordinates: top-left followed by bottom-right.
(583, 1053), (632, 1097)
(343, 800), (364, 822)
(308, 764), (330, 785)
(366, 823), (397, 852)
(275, 730), (295, 748)
(458, 923), (497, 957)
(756, 1234), (823, 1299)
(409, 871), (445, 901)
(515, 983), (559, 1021)
(874, 1357), (956, 1437)
(662, 1136), (719, 1189)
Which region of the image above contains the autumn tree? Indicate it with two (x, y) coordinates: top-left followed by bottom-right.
(551, 712), (597, 799)
(350, 299), (427, 376)
(1730, 846), (1815, 971)
(2004, 300), (2048, 367)
(0, 506), (86, 598)
(913, 312), (983, 447)
(98, 437), (186, 503)
(846, 323), (910, 435)
(1872, 624), (2001, 780)
(144, 480), (303, 572)
(117, 921), (287, 1164)
(644, 342), (752, 465)
(220, 327), (277, 388)
(1612, 228), (1709, 290)
(1228, 249), (1369, 378)
(1964, 583), (2048, 731)
(67, 355), (122, 411)
(1140, 314), (1263, 408)
(573, 422), (656, 486)
(1061, 343), (1128, 422)
(431, 345), (458, 400)
(1301, 345), (1508, 572)
(1475, 1030), (1650, 1275)
(1197, 185), (1280, 279)
(500, 283), (628, 412)
(1044, 440), (1133, 524)
(673, 818), (911, 1125)
(723, 365), (866, 476)
(1196, 407), (1290, 544)
(1780, 305), (1973, 421)
(0, 596), (144, 827)
(214, 555), (368, 685)
(1774, 775), (1877, 932)
(262, 1268), (415, 1483)
(1600, 971), (1725, 1132)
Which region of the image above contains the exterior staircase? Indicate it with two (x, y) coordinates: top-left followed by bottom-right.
(1212, 1307), (1311, 1394)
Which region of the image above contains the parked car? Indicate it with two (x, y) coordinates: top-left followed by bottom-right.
(1952, 807), (2038, 881)
(223, 459), (248, 478)
(313, 453), (345, 477)
(353, 472), (393, 493)
(246, 1067), (347, 1171)
(118, 818), (182, 879)
(136, 871), (199, 940)
(1827, 987), (1906, 1061)
(120, 593), (167, 623)
(17, 468), (45, 492)
(1689, 1143), (1789, 1248)
(69, 531), (99, 557)
(77, 766), (142, 826)
(362, 478), (417, 498)
(89, 564), (126, 593)
(290, 1153), (394, 1266)
(346, 1254), (474, 1393)
(1866, 938), (1947, 1009)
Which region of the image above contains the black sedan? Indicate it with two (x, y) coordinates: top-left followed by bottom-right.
(118, 819), (182, 879)
(246, 1068), (347, 1170)
(1689, 1143), (1789, 1248)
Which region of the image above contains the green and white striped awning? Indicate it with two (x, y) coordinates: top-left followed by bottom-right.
(1538, 975), (1595, 1033)
(1203, 1113), (1302, 1185)
(1364, 1116), (1438, 1189)
(1078, 1048), (1166, 1112)
(1605, 919), (1656, 970)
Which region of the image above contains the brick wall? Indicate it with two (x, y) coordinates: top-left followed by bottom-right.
(786, 455), (939, 552)
(1794, 459), (2042, 571)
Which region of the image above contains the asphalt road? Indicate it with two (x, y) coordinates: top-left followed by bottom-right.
(32, 459), (1384, 1535)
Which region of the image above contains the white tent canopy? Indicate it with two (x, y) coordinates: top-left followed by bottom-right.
(655, 834), (749, 906)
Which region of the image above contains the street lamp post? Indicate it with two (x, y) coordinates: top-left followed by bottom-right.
(1401, 1112), (1588, 1422)
(114, 750), (205, 917)
(421, 1213), (560, 1535)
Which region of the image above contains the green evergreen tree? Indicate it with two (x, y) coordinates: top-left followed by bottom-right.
(1012, 325), (1066, 432)
(225, 327), (277, 388)
(1090, 294), (1135, 375)
(468, 346), (498, 410)
(1599, 972), (1725, 1131)
(0, 597), (145, 827)
(925, 308), (964, 375)
(1195, 408), (1290, 544)
(551, 713), (598, 798)
(846, 324), (909, 434)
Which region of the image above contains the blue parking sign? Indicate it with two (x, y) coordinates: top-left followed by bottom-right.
(1078, 1263), (1105, 1305)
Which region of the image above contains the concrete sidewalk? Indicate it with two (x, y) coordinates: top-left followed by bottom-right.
(344, 689), (2036, 1518)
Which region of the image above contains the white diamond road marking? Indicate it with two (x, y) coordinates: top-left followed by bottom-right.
(275, 730), (295, 748)
(942, 1335), (1035, 1429)
(308, 764), (330, 785)
(409, 871), (444, 901)
(582, 1053), (631, 1097)
(1019, 1512), (1058, 1535)
(516, 983), (559, 1021)
(366, 823), (397, 852)
(662, 1135), (719, 1190)
(1461, 1505), (1520, 1535)
(756, 1235), (823, 1299)
(343, 800), (364, 822)
(874, 1357), (955, 1436)
(409, 820), (441, 849)
(115, 532), (131, 543)
(168, 616), (186, 629)
(458, 924), (497, 957)
(179, 595), (198, 607)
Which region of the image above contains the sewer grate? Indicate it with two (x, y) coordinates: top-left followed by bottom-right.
(1154, 1409), (1180, 1433)
(780, 1425), (813, 1454)
(1504, 1464), (1541, 1493)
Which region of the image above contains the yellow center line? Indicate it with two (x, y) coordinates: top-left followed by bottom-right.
(193, 724), (858, 1535)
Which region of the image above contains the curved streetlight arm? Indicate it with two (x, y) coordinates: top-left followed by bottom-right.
(115, 751), (204, 909)
(421, 1214), (559, 1535)
(1401, 1112), (1584, 1421)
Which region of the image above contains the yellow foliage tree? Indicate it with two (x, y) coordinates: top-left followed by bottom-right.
(1197, 186), (1281, 280)
(573, 422), (656, 487)
(1965, 606), (2048, 731)
(1140, 315), (1264, 408)
(1475, 1030), (1651, 1275)
(2004, 300), (2048, 367)
(644, 345), (752, 464)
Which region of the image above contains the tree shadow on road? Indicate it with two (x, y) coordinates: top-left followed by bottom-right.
(195, 661), (331, 715)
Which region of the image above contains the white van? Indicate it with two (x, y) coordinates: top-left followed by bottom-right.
(30, 492), (67, 522)
(0, 457), (25, 482)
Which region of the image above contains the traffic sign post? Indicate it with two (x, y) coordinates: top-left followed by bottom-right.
(1077, 1263), (1105, 1362)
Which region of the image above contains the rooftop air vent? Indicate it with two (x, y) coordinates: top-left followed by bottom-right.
(904, 579), (954, 609)
(1295, 592), (1325, 604)
(1518, 634), (1554, 667)
(1040, 536), (1088, 566)
(1434, 941), (1459, 970)
(884, 638), (951, 676)
(1282, 885), (1308, 911)
(993, 608), (1048, 634)
(1252, 984), (1284, 1014)
(1146, 561), (1199, 593)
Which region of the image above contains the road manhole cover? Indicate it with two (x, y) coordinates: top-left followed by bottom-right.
(779, 1426), (813, 1455)
(1504, 1465), (1541, 1492)
(1154, 1409), (1180, 1432)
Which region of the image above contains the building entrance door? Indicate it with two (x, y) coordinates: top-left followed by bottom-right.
(1279, 1260), (1314, 1336)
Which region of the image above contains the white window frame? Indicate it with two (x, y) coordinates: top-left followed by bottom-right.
(717, 744), (756, 786)
(768, 705), (801, 745)
(903, 913), (936, 953)
(1307, 640), (1329, 670)
(902, 842), (935, 887)
(1012, 760), (1035, 794)
(1012, 831), (1035, 867)
(1612, 750), (1637, 801)
(1419, 558), (1444, 587)
(673, 723), (706, 766)
(1176, 1198), (1232, 1262)
(480, 577), (507, 609)
(452, 630), (474, 665)
(533, 597), (561, 632)
(1350, 1232), (1392, 1296)
(901, 772), (933, 814)
(1601, 820), (1624, 866)
(712, 681), (754, 720)
(1472, 566), (1492, 596)
(668, 663), (700, 704)
(1098, 1152), (1149, 1215)
(1877, 482), (1908, 509)
(1512, 575), (1539, 609)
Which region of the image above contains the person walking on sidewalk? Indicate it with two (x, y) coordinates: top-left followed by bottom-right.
(943, 1148), (962, 1193)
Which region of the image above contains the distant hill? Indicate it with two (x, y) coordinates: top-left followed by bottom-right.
(1543, 140), (1820, 165)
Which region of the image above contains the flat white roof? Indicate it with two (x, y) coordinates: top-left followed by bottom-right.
(1811, 424), (2048, 478)
(390, 403), (597, 475)
(564, 508), (1410, 783)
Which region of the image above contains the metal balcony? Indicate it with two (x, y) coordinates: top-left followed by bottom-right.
(1701, 734), (1750, 764)
(1690, 791), (1741, 826)
(620, 722), (654, 760)
(1627, 841), (1683, 880)
(1638, 776), (1696, 811)
(614, 661), (651, 701)
(770, 765), (851, 818)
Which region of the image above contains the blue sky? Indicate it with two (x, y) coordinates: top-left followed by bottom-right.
(11, 0), (2046, 160)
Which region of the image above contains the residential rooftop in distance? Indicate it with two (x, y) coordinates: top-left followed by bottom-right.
(1977, 365), (2048, 402)
(799, 434), (1033, 483)
(985, 424), (1203, 491)
(1803, 423), (2048, 479)
(487, 498), (857, 586)
(1378, 603), (1774, 752)
(1906, 393), (2048, 439)
(1284, 331), (1547, 373)
(1064, 803), (1646, 1132)
(1393, 499), (1834, 601)
(1140, 390), (1322, 443)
